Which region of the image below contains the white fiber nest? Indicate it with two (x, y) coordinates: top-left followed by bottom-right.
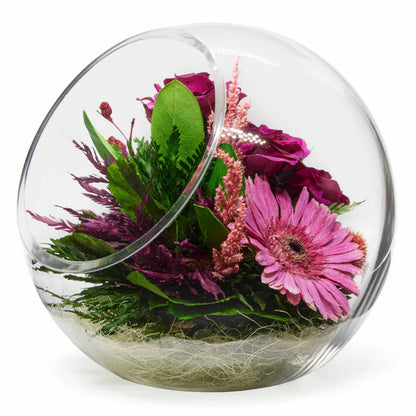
(53, 312), (338, 391)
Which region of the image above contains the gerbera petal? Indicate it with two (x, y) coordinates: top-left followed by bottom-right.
(322, 227), (350, 248)
(286, 292), (301, 306)
(264, 263), (282, 274)
(256, 250), (276, 266)
(245, 195), (268, 238)
(281, 271), (300, 295)
(253, 175), (280, 221)
(321, 268), (361, 295)
(305, 204), (328, 237)
(247, 236), (269, 253)
(320, 280), (350, 314)
(307, 282), (330, 320)
(312, 221), (341, 247)
(276, 190), (292, 225)
(292, 187), (309, 225)
(331, 262), (362, 275)
(299, 199), (319, 229)
(322, 241), (361, 256)
(314, 281), (343, 317)
(323, 250), (363, 264)
(297, 279), (317, 310)
(261, 270), (281, 286)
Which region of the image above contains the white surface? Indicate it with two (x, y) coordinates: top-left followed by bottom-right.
(1, 0), (414, 414)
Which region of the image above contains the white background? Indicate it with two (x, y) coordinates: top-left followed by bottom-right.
(1, 0), (415, 414)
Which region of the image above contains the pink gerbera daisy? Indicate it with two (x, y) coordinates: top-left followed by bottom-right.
(245, 176), (363, 321)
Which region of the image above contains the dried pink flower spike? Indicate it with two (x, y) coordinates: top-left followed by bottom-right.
(206, 57), (251, 138)
(213, 196), (246, 279)
(212, 148), (246, 279)
(214, 148), (243, 225)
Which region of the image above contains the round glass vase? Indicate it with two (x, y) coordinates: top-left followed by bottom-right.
(17, 24), (394, 391)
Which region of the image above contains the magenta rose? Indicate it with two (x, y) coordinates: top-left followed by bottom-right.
(285, 163), (350, 206)
(240, 123), (310, 177)
(138, 72), (215, 121)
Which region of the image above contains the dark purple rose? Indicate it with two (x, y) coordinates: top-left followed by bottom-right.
(138, 72), (215, 121)
(240, 123), (310, 177)
(285, 163), (350, 206)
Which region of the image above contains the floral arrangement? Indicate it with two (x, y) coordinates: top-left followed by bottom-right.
(31, 58), (367, 340)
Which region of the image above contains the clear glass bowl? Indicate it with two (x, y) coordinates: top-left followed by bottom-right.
(17, 24), (394, 391)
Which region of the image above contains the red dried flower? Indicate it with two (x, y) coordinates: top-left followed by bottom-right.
(107, 136), (125, 150)
(99, 102), (113, 121)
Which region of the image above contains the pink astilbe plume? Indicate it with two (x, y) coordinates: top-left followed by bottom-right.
(245, 175), (362, 322)
(214, 148), (243, 225)
(213, 197), (246, 279)
(234, 100), (251, 130)
(213, 148), (246, 278)
(207, 57), (251, 138)
(225, 57), (250, 132)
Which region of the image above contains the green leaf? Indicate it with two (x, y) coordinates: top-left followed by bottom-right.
(167, 302), (244, 320)
(107, 158), (144, 220)
(208, 142), (244, 196)
(83, 111), (118, 162)
(329, 200), (365, 215)
(151, 80), (204, 166)
(166, 302), (292, 322)
(249, 310), (292, 322)
(235, 290), (254, 311)
(107, 156), (163, 220)
(127, 271), (235, 307)
(127, 271), (171, 300)
(250, 290), (267, 311)
(193, 204), (229, 249)
(47, 232), (115, 261)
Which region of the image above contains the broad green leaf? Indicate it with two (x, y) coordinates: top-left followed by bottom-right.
(249, 310), (292, 322)
(235, 290), (254, 311)
(127, 271), (171, 301)
(107, 156), (164, 220)
(148, 296), (169, 311)
(126, 271), (235, 307)
(83, 111), (118, 162)
(151, 80), (204, 165)
(167, 302), (244, 320)
(193, 204), (229, 249)
(250, 289), (267, 311)
(167, 302), (292, 322)
(107, 158), (144, 220)
(48, 232), (115, 261)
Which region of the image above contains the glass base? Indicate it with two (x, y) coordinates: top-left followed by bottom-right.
(53, 311), (340, 391)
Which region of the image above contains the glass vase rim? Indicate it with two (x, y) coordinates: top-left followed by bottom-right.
(17, 27), (226, 274)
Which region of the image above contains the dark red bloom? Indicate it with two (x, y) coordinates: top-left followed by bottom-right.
(107, 136), (127, 158)
(108, 136), (125, 149)
(99, 102), (113, 121)
(138, 72), (215, 121)
(241, 123), (310, 177)
(285, 163), (350, 206)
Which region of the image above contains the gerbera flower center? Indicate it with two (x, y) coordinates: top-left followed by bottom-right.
(286, 238), (305, 256)
(266, 225), (309, 267)
(282, 236), (308, 264)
